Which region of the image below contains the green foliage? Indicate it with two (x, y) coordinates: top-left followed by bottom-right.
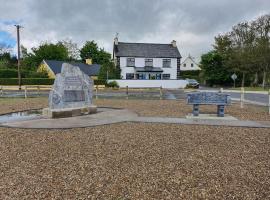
(106, 81), (119, 88)
(93, 79), (106, 85)
(180, 70), (201, 80)
(98, 62), (121, 80)
(200, 51), (232, 86)
(0, 69), (48, 78)
(22, 42), (69, 70)
(0, 78), (54, 85)
(80, 41), (111, 65)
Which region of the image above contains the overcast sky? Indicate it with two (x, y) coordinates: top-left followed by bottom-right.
(0, 0), (270, 60)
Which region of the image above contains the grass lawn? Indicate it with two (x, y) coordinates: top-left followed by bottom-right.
(229, 87), (270, 92)
(0, 98), (269, 199)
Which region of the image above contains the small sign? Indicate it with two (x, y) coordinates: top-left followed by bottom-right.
(231, 73), (237, 80)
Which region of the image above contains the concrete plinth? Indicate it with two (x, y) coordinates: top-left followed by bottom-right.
(43, 105), (97, 118)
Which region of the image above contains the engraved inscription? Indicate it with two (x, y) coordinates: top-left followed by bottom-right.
(63, 90), (85, 102)
(64, 76), (82, 85)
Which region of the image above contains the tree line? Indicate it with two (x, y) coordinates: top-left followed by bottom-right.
(0, 40), (120, 79)
(200, 14), (270, 87)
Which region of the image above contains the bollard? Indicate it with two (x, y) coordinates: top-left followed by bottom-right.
(37, 86), (40, 96)
(220, 88), (223, 93)
(160, 86), (162, 100)
(240, 87), (244, 108)
(126, 86), (129, 99)
(268, 89), (270, 115)
(0, 86), (3, 96)
(95, 85), (98, 100)
(24, 86), (27, 99)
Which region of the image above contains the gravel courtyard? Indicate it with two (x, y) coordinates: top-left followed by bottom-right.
(0, 98), (269, 199)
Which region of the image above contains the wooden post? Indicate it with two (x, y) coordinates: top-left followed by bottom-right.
(126, 86), (129, 99)
(24, 86), (27, 99)
(0, 86), (3, 96)
(37, 86), (40, 96)
(268, 89), (270, 115)
(95, 85), (98, 100)
(160, 86), (162, 100)
(240, 87), (244, 108)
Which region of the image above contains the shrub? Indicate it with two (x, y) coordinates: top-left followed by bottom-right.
(106, 81), (119, 88)
(0, 78), (55, 85)
(93, 79), (106, 85)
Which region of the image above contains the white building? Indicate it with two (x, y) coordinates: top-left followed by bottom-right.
(180, 55), (201, 71)
(113, 37), (182, 80)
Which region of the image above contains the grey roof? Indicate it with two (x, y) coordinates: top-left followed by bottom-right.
(135, 67), (163, 72)
(43, 60), (101, 76)
(114, 42), (181, 58)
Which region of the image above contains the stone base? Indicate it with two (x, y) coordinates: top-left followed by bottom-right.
(43, 105), (97, 118)
(186, 113), (237, 121)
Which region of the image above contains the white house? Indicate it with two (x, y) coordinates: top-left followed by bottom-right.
(113, 37), (182, 80)
(180, 55), (201, 71)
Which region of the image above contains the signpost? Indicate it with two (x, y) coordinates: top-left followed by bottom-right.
(231, 73), (237, 88)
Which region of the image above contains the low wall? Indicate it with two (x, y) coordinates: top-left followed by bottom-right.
(108, 79), (188, 89)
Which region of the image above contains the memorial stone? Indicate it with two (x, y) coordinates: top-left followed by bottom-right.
(43, 63), (97, 118)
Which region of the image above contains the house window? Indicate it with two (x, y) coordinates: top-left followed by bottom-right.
(156, 74), (161, 80)
(183, 63), (186, 67)
(127, 58), (135, 67)
(162, 74), (170, 80)
(145, 58), (153, 67)
(126, 73), (134, 79)
(191, 63), (194, 67)
(163, 59), (171, 68)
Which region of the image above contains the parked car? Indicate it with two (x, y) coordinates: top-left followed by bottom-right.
(186, 79), (200, 88)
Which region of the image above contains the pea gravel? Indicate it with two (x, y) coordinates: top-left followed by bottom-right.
(0, 98), (269, 199)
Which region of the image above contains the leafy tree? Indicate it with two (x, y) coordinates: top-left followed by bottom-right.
(22, 42), (69, 70)
(200, 51), (231, 86)
(98, 61), (120, 80)
(80, 41), (111, 65)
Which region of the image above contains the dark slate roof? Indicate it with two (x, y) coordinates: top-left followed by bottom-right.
(135, 67), (163, 72)
(43, 60), (101, 76)
(114, 42), (181, 58)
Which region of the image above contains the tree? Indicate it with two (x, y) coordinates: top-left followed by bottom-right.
(22, 42), (69, 70)
(98, 61), (121, 80)
(200, 51), (231, 86)
(60, 39), (80, 61)
(80, 41), (111, 65)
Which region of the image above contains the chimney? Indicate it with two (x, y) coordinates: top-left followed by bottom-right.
(114, 36), (118, 45)
(171, 40), (177, 47)
(85, 58), (92, 65)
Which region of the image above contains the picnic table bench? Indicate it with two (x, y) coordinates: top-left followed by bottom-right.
(187, 92), (231, 117)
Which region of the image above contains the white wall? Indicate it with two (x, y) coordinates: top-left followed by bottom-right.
(119, 57), (177, 79)
(108, 79), (188, 89)
(180, 57), (201, 71)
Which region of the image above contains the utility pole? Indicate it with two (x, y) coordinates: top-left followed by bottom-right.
(15, 25), (22, 90)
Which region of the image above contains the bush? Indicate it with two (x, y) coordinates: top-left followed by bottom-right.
(0, 78), (55, 85)
(93, 79), (106, 85)
(0, 69), (48, 78)
(180, 70), (201, 80)
(106, 81), (119, 88)
(0, 69), (18, 78)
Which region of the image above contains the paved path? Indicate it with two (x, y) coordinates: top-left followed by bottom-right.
(1, 107), (269, 129)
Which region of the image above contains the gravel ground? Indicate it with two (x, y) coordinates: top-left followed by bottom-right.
(0, 123), (269, 199)
(0, 98), (269, 199)
(0, 97), (269, 121)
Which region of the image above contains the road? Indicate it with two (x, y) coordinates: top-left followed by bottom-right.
(0, 88), (268, 106)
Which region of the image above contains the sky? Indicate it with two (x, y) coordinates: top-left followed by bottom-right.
(0, 0), (269, 61)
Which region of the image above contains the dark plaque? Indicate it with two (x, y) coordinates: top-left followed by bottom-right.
(63, 90), (85, 102)
(64, 76), (82, 85)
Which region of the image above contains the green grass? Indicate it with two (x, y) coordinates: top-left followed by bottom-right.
(229, 87), (270, 92)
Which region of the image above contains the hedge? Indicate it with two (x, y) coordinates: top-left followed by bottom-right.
(180, 70), (201, 81)
(0, 78), (55, 85)
(0, 69), (48, 78)
(0, 78), (107, 85)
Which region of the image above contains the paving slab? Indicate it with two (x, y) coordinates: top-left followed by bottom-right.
(1, 107), (270, 129)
